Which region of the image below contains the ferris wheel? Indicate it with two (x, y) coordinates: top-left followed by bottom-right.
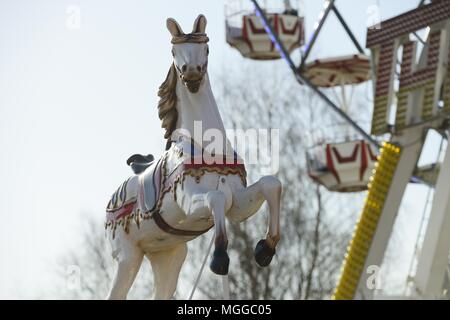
(224, 0), (450, 300)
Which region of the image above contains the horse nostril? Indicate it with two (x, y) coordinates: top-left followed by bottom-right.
(196, 65), (202, 72)
(181, 65), (187, 72)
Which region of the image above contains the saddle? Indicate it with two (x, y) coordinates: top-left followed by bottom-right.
(127, 153), (155, 174)
(105, 154), (163, 236)
(138, 157), (163, 213)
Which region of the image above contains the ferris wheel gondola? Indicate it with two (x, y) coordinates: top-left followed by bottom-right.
(302, 54), (371, 89)
(225, 0), (305, 60)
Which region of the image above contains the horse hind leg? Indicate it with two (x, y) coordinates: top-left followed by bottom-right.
(146, 243), (187, 300)
(107, 244), (144, 300)
(228, 175), (282, 267)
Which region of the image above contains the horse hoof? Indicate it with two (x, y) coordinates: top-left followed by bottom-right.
(254, 239), (276, 267)
(210, 248), (229, 275)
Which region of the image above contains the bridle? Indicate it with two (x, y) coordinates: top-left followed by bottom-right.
(171, 32), (209, 79)
(174, 62), (208, 79)
(171, 32), (209, 45)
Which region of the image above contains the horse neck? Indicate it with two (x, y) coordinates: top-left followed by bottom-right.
(175, 74), (230, 154)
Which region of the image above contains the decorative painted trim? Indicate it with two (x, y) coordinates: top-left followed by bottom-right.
(326, 144), (341, 184)
(331, 144), (360, 163)
(359, 141), (368, 181)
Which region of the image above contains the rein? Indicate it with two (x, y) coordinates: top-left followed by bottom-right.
(174, 62), (208, 78)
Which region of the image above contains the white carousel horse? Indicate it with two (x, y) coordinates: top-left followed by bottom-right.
(105, 14), (282, 300)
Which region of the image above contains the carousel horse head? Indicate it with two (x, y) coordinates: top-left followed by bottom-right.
(166, 14), (209, 93)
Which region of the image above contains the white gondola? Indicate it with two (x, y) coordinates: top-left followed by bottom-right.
(307, 140), (378, 192)
(225, 3), (304, 60)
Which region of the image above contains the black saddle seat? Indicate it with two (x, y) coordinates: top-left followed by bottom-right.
(127, 154), (155, 174)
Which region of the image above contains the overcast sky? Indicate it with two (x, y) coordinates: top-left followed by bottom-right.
(0, 0), (438, 299)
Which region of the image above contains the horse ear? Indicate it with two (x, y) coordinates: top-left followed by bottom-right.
(166, 18), (183, 37)
(192, 14), (207, 33)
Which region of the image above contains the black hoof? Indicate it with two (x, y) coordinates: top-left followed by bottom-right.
(210, 248), (229, 275)
(254, 239), (276, 267)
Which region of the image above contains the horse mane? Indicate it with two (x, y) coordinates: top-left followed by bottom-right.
(158, 63), (178, 140)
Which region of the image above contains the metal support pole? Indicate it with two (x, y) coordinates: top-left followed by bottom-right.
(251, 0), (301, 82)
(414, 143), (450, 298)
(188, 235), (214, 300)
(222, 276), (231, 300)
(299, 0), (335, 70)
(331, 5), (365, 54)
(354, 127), (426, 299)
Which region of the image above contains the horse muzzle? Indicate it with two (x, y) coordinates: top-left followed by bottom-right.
(181, 74), (203, 93)
(176, 63), (206, 93)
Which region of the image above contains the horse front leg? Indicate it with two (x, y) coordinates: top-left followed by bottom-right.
(228, 175), (282, 267)
(205, 190), (229, 275)
(181, 188), (230, 275)
(107, 243), (144, 300)
(146, 243), (188, 299)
